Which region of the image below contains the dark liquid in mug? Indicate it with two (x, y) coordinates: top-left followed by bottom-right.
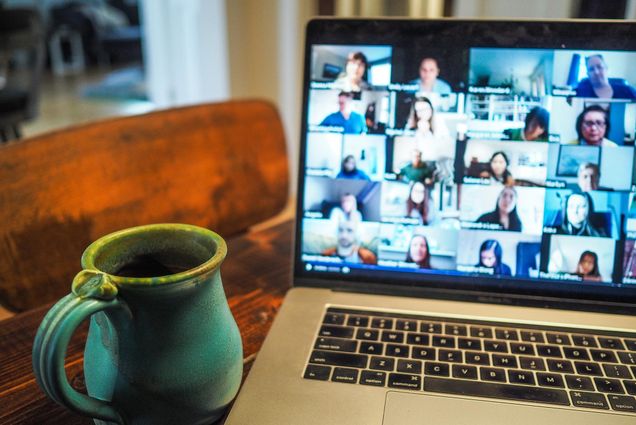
(114, 255), (192, 278)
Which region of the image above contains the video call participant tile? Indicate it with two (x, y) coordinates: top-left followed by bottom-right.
(460, 185), (545, 235)
(455, 229), (541, 278)
(542, 234), (617, 284)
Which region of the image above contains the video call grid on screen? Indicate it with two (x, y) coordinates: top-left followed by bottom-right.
(299, 32), (636, 290)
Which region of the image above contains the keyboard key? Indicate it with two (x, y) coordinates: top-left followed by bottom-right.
(594, 378), (624, 394)
(484, 340), (508, 353)
(618, 351), (636, 365)
(406, 333), (430, 346)
(492, 354), (517, 368)
(438, 349), (462, 363)
(519, 357), (545, 371)
(510, 343), (535, 356)
(590, 349), (617, 363)
(570, 391), (609, 410)
(536, 345), (562, 358)
(547, 359), (574, 373)
(412, 347), (435, 360)
(371, 317), (393, 330)
(602, 363), (632, 379)
(359, 341), (383, 355)
(386, 344), (409, 358)
(608, 395), (636, 413)
(425, 361), (450, 376)
(508, 370), (535, 385)
(458, 338), (482, 351)
(626, 340), (636, 352)
(574, 361), (603, 376)
(314, 337), (358, 352)
(452, 364), (478, 380)
(520, 331), (544, 343)
(495, 328), (519, 341)
(470, 326), (493, 339)
(360, 370), (386, 387)
(465, 351), (490, 365)
(355, 328), (379, 341)
(424, 377), (569, 406)
(304, 364), (331, 381)
(563, 347), (590, 361)
(536, 372), (564, 388)
(346, 316), (369, 327)
(444, 324), (467, 336)
(319, 325), (354, 339)
(566, 375), (595, 391)
(309, 350), (368, 368)
(571, 335), (597, 348)
(323, 312), (345, 325)
(480, 367), (506, 382)
(625, 381), (636, 395)
(381, 331), (405, 343)
(369, 356), (394, 371)
(420, 322), (442, 334)
(397, 359), (422, 374)
(546, 333), (570, 345)
(396, 320), (417, 331)
(331, 367), (358, 384)
(598, 337), (624, 350)
(388, 373), (421, 390)
(432, 335), (456, 348)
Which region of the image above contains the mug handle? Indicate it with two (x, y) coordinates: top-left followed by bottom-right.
(32, 270), (129, 424)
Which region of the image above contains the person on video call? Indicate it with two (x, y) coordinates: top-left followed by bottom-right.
(409, 57), (452, 95)
(405, 234), (432, 269)
(399, 149), (435, 184)
(333, 51), (369, 92)
(558, 192), (607, 237)
(321, 220), (377, 264)
(476, 240), (512, 276)
(567, 105), (617, 147)
(577, 162), (601, 192)
(336, 155), (370, 180)
(405, 96), (452, 159)
(504, 107), (550, 142)
(406, 181), (432, 224)
(329, 193), (362, 223)
(477, 186), (523, 232)
(364, 102), (386, 134)
(320, 91), (367, 134)
(575, 54), (636, 100)
(574, 250), (603, 282)
(479, 151), (514, 186)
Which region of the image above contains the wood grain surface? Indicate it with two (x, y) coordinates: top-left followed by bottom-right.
(0, 220), (293, 425)
(0, 100), (288, 312)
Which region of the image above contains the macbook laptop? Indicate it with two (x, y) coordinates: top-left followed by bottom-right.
(226, 18), (636, 424)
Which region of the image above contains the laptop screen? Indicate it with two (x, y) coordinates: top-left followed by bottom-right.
(295, 19), (636, 305)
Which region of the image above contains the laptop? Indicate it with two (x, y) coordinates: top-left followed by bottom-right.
(226, 18), (636, 424)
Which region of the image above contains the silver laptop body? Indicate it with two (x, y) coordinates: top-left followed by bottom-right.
(227, 18), (636, 424)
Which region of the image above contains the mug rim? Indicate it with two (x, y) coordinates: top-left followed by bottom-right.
(81, 223), (227, 287)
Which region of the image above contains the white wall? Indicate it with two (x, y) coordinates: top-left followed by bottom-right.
(226, 0), (316, 197)
(141, 0), (230, 107)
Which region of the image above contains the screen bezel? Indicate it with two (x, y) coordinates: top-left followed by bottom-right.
(294, 18), (636, 314)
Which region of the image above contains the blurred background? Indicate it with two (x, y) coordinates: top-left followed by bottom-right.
(0, 0), (634, 184)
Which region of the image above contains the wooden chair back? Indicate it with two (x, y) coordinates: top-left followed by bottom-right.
(0, 100), (288, 311)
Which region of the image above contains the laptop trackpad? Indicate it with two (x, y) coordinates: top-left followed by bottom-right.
(383, 391), (629, 425)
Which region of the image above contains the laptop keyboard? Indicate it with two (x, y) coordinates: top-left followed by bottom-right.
(303, 307), (636, 414)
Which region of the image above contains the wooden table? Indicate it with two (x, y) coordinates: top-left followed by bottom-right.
(0, 220), (293, 425)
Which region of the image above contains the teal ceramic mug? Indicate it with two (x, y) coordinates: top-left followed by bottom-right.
(32, 223), (243, 425)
